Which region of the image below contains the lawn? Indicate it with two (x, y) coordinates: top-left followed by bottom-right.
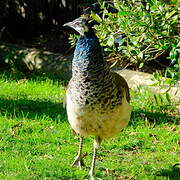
(0, 71), (179, 180)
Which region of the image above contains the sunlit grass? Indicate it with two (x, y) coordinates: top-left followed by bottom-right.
(0, 71), (179, 179)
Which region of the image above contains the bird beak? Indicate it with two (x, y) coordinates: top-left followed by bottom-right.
(63, 22), (73, 28)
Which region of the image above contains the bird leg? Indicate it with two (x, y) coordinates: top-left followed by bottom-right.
(72, 136), (86, 169)
(89, 136), (102, 178)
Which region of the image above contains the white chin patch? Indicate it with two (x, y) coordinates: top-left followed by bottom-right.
(71, 26), (84, 35)
(72, 25), (88, 36)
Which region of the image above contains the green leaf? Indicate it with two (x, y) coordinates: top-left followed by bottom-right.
(153, 94), (158, 105)
(131, 36), (138, 45)
(139, 62), (144, 68)
(147, 0), (157, 5)
(154, 45), (160, 49)
(91, 12), (102, 23)
(165, 10), (177, 20)
(164, 78), (173, 85)
(165, 93), (171, 104)
(104, 47), (112, 52)
(118, 46), (127, 51)
(107, 35), (115, 46)
(131, 49), (138, 55)
(118, 10), (129, 16)
(161, 45), (168, 50)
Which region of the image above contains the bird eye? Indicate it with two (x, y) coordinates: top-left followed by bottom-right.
(82, 18), (87, 25)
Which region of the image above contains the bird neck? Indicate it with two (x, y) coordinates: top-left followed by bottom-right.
(72, 35), (108, 77)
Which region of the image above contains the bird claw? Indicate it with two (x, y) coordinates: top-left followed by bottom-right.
(71, 158), (85, 169)
(71, 152), (87, 169)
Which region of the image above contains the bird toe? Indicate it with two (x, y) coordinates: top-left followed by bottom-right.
(71, 152), (87, 169)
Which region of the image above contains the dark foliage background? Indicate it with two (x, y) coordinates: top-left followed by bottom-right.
(0, 0), (84, 38)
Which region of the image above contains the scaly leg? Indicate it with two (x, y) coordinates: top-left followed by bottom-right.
(72, 136), (86, 169)
(89, 136), (102, 178)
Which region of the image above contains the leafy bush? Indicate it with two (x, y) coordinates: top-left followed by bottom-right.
(91, 0), (179, 69)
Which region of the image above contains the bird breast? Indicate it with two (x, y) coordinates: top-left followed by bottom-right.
(66, 89), (131, 139)
(66, 72), (131, 139)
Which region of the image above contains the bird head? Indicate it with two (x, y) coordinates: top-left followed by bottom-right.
(63, 17), (90, 36)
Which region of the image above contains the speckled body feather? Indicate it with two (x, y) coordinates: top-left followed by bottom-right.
(66, 34), (131, 139)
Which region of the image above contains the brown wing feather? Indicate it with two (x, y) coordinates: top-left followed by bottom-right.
(112, 72), (130, 103)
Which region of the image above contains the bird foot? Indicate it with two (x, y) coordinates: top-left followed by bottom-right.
(71, 158), (85, 169)
(71, 152), (87, 169)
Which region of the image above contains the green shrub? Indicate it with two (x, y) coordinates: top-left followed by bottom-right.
(91, 0), (179, 68)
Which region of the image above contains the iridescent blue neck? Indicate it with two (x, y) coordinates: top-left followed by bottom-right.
(72, 35), (106, 75)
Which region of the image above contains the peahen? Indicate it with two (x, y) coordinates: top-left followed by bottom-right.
(64, 16), (131, 177)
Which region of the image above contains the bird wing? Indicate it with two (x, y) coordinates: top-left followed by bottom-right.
(112, 72), (130, 103)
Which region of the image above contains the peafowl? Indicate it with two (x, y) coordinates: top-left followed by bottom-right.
(64, 16), (131, 177)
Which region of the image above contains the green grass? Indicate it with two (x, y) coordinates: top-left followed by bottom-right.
(0, 71), (179, 180)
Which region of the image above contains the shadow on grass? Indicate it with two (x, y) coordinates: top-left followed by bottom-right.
(156, 165), (180, 180)
(0, 97), (67, 122)
(130, 108), (178, 126)
(0, 69), (69, 85)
